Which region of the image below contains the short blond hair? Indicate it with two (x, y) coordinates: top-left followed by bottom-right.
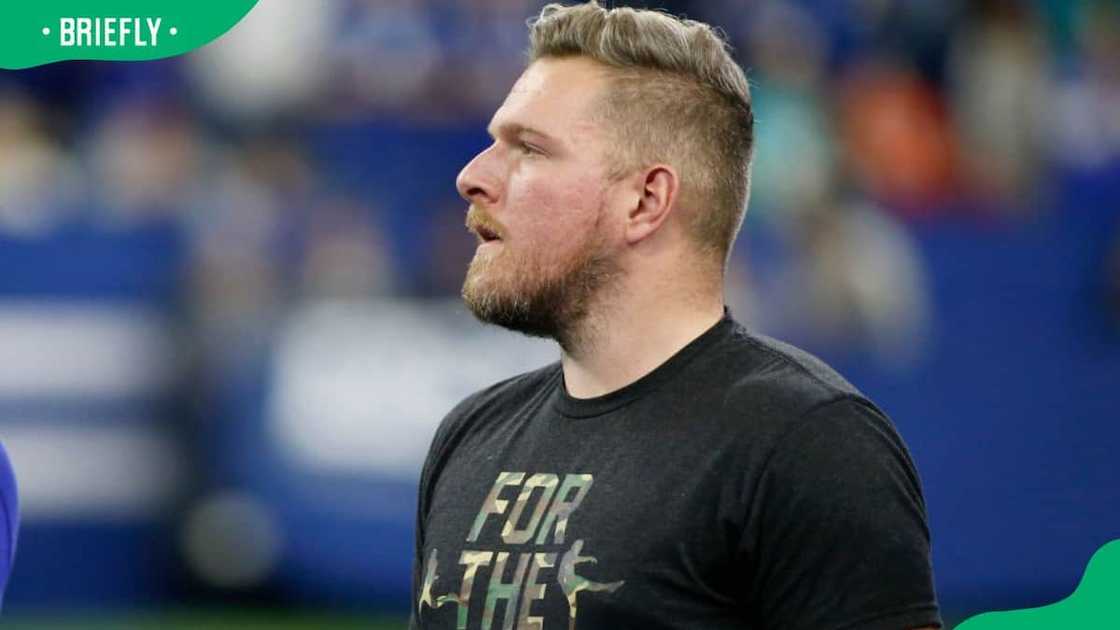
(528, 1), (754, 268)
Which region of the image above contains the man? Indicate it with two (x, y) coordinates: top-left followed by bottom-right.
(0, 441), (17, 610)
(412, 2), (941, 628)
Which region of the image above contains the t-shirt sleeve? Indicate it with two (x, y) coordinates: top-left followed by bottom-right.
(409, 393), (479, 630)
(409, 453), (427, 630)
(742, 396), (941, 630)
(0, 442), (18, 610)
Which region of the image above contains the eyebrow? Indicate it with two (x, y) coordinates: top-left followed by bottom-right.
(487, 122), (558, 146)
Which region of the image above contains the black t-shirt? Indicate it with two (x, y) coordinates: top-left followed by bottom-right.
(411, 314), (941, 630)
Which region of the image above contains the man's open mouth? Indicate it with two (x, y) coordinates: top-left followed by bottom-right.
(476, 225), (501, 242)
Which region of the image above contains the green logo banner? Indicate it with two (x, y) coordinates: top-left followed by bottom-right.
(957, 539), (1120, 629)
(0, 1), (259, 70)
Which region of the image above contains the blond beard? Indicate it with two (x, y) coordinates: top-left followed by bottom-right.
(461, 228), (618, 350)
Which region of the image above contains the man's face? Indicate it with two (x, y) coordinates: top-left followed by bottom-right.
(456, 57), (622, 343)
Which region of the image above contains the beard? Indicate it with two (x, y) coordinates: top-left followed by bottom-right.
(461, 217), (618, 350)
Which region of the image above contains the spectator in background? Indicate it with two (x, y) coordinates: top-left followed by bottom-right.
(837, 56), (960, 217)
(0, 442), (17, 610)
(1050, 1), (1120, 174)
(0, 90), (80, 236)
(948, 0), (1049, 205)
(739, 188), (933, 369)
(796, 197), (932, 366)
(86, 98), (205, 224)
(742, 2), (836, 225)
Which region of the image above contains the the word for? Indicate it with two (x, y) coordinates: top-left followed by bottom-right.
(468, 472), (594, 545)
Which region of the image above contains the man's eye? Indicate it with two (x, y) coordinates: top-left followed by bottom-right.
(519, 142), (542, 155)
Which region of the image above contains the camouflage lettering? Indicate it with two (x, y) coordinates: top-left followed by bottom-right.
(502, 473), (560, 545)
(481, 551), (530, 630)
(457, 550), (494, 629)
(516, 552), (557, 630)
(419, 548), (465, 618)
(438, 472), (623, 628)
(558, 539), (625, 630)
(468, 472), (525, 543)
(535, 473), (594, 545)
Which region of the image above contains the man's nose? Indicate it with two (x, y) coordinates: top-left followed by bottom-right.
(456, 146), (500, 206)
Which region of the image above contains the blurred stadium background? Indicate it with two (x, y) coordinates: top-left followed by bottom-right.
(1, 0), (1118, 627)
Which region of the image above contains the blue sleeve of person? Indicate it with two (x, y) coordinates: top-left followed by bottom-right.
(0, 442), (18, 610)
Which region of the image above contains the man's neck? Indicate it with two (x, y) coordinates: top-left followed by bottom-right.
(559, 292), (725, 399)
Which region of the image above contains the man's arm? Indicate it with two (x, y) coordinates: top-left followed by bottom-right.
(409, 428), (439, 630)
(409, 390), (484, 629)
(741, 396), (942, 630)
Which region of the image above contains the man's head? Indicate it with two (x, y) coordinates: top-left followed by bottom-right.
(457, 1), (754, 347)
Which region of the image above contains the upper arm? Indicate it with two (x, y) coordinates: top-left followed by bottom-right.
(741, 396), (941, 630)
(410, 393), (482, 627)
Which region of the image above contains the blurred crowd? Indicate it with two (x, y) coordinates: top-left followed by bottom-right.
(1, 0), (1119, 363)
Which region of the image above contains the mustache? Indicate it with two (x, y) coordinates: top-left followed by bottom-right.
(465, 206), (505, 239)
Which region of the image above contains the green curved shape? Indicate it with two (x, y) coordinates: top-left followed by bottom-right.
(0, 1), (258, 70)
(956, 539), (1120, 629)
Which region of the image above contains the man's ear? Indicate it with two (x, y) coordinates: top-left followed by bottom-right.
(624, 164), (679, 245)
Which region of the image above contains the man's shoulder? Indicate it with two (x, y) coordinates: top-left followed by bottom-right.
(697, 324), (909, 484)
(709, 323), (876, 425)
